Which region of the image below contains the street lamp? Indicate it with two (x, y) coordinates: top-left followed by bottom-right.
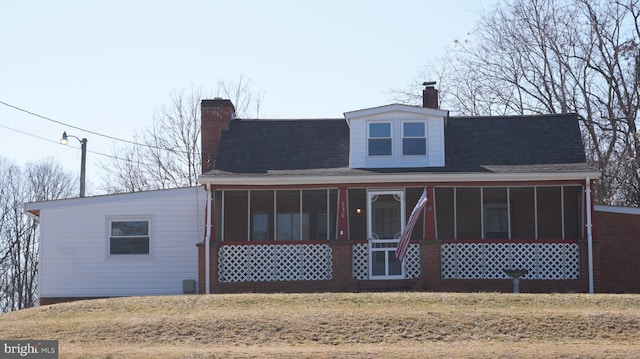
(60, 131), (87, 198)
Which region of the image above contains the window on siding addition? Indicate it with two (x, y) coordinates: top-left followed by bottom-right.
(402, 122), (426, 155)
(368, 122), (392, 156)
(109, 220), (150, 255)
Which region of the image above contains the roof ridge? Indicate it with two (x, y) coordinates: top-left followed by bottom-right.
(450, 113), (579, 120)
(234, 118), (344, 122)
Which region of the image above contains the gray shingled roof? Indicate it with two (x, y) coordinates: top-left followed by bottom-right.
(213, 119), (349, 173)
(206, 113), (594, 177)
(444, 115), (587, 171)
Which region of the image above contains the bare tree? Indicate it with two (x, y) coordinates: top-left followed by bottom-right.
(398, 0), (640, 205)
(0, 159), (76, 312)
(216, 75), (265, 118)
(101, 79), (264, 193)
(100, 87), (202, 193)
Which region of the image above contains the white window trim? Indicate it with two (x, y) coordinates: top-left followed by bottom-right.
(367, 121), (393, 157)
(401, 120), (427, 156)
(106, 216), (153, 258)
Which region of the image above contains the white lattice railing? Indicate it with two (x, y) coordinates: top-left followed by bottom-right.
(218, 243), (332, 282)
(441, 242), (580, 280)
(352, 242), (421, 280)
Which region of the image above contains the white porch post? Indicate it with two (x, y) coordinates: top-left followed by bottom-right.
(586, 177), (594, 294)
(205, 183), (212, 294)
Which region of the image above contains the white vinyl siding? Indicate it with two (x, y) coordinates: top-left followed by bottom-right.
(36, 187), (205, 298)
(346, 104), (447, 169)
(349, 120), (367, 168)
(427, 118), (445, 166)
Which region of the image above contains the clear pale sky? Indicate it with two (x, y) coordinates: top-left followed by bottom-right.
(0, 0), (497, 195)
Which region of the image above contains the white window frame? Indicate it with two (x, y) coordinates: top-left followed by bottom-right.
(401, 121), (427, 156)
(367, 122), (392, 157)
(107, 216), (152, 256)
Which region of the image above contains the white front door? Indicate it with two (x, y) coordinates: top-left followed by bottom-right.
(367, 190), (406, 279)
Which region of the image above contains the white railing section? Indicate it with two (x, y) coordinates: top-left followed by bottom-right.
(218, 243), (332, 282)
(352, 243), (369, 280)
(352, 243), (421, 280)
(441, 242), (580, 280)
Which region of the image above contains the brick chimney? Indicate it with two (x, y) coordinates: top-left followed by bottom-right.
(201, 98), (235, 174)
(422, 81), (439, 109)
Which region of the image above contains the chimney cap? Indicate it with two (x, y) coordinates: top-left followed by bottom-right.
(201, 98), (235, 108)
(423, 81), (437, 88)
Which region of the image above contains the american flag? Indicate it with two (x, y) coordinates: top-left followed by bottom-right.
(396, 188), (428, 261)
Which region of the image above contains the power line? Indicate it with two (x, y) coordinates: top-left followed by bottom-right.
(0, 100), (196, 155)
(0, 100), (142, 145)
(0, 122), (170, 168)
(0, 123), (61, 145)
(0, 122), (117, 160)
(0, 123), (83, 163)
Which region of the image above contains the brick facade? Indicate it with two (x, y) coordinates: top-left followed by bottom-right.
(201, 99), (235, 174)
(593, 209), (640, 293)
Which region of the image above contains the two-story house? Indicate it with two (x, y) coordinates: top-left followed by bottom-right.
(33, 85), (640, 305)
(197, 85), (600, 294)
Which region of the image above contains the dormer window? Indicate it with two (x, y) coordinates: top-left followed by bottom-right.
(346, 104), (447, 168)
(402, 122), (426, 156)
(368, 122), (392, 156)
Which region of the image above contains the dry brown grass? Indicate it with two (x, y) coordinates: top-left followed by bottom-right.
(1, 292), (640, 358)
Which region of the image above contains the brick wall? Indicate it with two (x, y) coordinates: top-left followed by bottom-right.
(201, 99), (235, 174)
(593, 210), (640, 293)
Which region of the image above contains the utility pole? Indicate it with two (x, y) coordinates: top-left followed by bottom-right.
(60, 131), (88, 197)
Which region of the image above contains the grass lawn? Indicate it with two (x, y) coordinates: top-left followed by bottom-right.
(1, 292), (639, 358)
